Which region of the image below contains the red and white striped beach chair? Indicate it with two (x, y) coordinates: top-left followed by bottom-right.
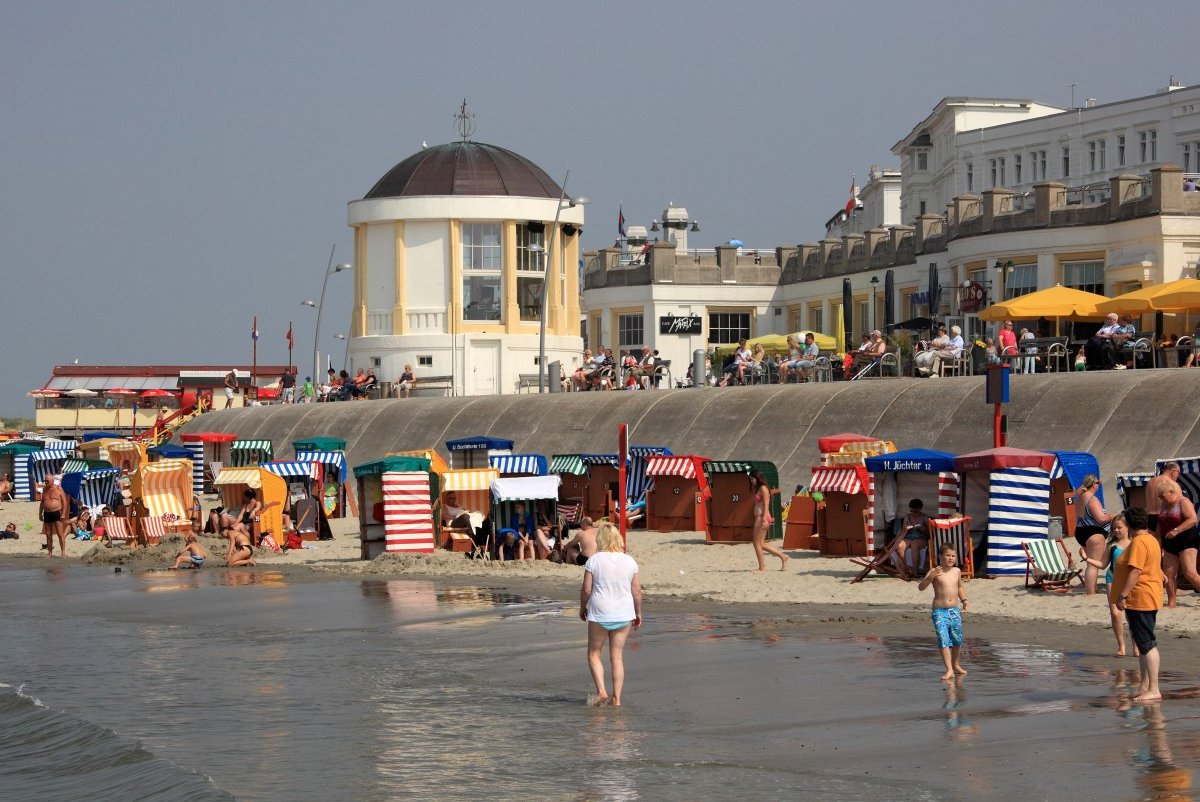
(139, 516), (167, 546)
(929, 515), (974, 580)
(100, 515), (134, 545)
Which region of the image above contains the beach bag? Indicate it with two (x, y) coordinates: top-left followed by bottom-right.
(285, 531), (303, 551)
(260, 533), (281, 553)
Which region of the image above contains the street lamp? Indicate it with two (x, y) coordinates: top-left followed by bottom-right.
(993, 259), (1015, 300)
(334, 334), (349, 369)
(528, 172), (588, 393)
(302, 245), (352, 383)
(869, 275), (879, 330)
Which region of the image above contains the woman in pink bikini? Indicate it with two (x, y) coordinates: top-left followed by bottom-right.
(750, 470), (788, 572)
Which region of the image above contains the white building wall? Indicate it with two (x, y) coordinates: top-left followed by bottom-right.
(404, 221), (450, 333)
(365, 223), (396, 335)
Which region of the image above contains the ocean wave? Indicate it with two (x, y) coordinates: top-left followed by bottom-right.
(0, 685), (234, 802)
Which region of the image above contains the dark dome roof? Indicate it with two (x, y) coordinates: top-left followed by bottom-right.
(364, 141), (563, 200)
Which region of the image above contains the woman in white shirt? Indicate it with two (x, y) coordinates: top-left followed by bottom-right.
(579, 524), (643, 706)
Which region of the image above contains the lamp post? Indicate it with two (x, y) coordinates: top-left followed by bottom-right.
(529, 173), (588, 393)
(334, 334), (349, 369)
(993, 259), (1015, 301)
(869, 275), (879, 330)
(301, 245), (352, 383)
(650, 211), (700, 255)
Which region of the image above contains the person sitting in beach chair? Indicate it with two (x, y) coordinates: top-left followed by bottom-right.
(0, 472), (13, 503)
(893, 499), (931, 580)
(504, 501), (545, 560)
(171, 534), (208, 569)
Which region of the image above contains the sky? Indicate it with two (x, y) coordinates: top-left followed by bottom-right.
(0, 0), (1194, 415)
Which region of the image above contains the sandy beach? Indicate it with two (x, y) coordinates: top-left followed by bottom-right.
(4, 497), (1194, 638)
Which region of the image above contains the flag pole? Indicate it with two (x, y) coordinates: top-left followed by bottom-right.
(252, 315), (258, 396)
(287, 321), (293, 371)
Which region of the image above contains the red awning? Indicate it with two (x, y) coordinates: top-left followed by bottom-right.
(817, 432), (877, 454)
(809, 465), (869, 495)
(953, 447), (1055, 473)
(178, 432), (238, 444)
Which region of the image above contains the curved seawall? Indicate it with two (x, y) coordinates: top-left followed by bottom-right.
(178, 370), (1200, 494)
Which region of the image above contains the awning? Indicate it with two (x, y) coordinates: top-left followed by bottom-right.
(31, 448), (71, 463)
(864, 448), (958, 474)
(581, 454), (619, 467)
(213, 467), (263, 489)
(232, 439), (272, 452)
(549, 455), (586, 475)
(490, 475), (561, 502)
(354, 457), (432, 478)
(387, 449), (450, 474)
(817, 433), (876, 454)
(263, 461), (321, 479)
(1116, 472), (1153, 489)
(489, 454), (548, 476)
(809, 466), (868, 495)
(62, 459), (90, 475)
(446, 435), (514, 452)
(45, 376), (179, 392)
(439, 468), (499, 491)
(646, 455), (706, 480)
(954, 447), (1055, 473)
(705, 461), (754, 474)
(293, 437), (347, 452)
(629, 445), (671, 457)
(148, 444), (191, 459)
(82, 431), (122, 442)
(295, 450), (347, 482)
(179, 432), (237, 444)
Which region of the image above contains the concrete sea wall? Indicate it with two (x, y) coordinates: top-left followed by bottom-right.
(178, 370), (1200, 494)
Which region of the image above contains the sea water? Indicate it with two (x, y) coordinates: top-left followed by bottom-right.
(1, 564), (1198, 801)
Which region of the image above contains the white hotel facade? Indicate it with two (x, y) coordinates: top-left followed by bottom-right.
(582, 81), (1200, 371)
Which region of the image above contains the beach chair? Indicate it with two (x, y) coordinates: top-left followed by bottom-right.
(99, 515), (134, 546)
(292, 497), (320, 541)
(1022, 539), (1083, 593)
(849, 510), (905, 583)
(929, 515), (974, 580)
(139, 516), (167, 546)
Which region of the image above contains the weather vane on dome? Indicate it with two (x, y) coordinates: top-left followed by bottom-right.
(454, 99), (475, 142)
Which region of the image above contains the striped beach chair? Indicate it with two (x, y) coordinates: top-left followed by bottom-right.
(1021, 539), (1082, 593)
(99, 515), (135, 546)
(140, 516), (167, 546)
(929, 515), (974, 579)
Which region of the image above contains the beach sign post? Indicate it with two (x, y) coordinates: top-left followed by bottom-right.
(618, 423), (628, 549)
(985, 363), (1011, 448)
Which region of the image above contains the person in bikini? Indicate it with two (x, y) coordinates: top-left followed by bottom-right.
(750, 470), (788, 571)
(225, 528), (256, 567)
(918, 542), (969, 682)
(894, 498), (931, 580)
(39, 476), (69, 558)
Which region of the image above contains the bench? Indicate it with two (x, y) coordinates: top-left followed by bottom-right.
(412, 375), (453, 397)
(1017, 337), (1069, 373)
(517, 373), (543, 393)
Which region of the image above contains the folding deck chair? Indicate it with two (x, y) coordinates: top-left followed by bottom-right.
(139, 516), (167, 546)
(1022, 539), (1083, 593)
(99, 515), (135, 546)
(849, 510), (904, 582)
(929, 515), (974, 579)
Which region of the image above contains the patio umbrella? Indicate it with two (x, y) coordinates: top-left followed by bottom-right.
(927, 263), (941, 320)
(140, 389), (175, 399)
(26, 389), (60, 398)
(1096, 278), (1200, 314)
(842, 277), (853, 349)
(105, 388), (136, 396)
(883, 269), (895, 332)
(978, 285), (1107, 321)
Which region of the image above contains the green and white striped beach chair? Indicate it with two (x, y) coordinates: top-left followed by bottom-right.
(1022, 538), (1082, 593)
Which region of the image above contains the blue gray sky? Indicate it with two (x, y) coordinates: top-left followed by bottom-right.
(1, 0), (1192, 415)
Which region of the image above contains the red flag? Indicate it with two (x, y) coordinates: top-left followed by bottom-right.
(618, 205), (626, 238)
(286, 323), (294, 350)
(844, 176), (857, 216)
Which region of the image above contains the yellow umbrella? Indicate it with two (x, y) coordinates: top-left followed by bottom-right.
(978, 284), (1108, 322)
(1096, 278), (1200, 314)
(713, 332), (837, 359)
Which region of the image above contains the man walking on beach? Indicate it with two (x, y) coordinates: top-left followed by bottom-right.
(223, 369), (238, 409)
(39, 476), (68, 558)
(1114, 507), (1164, 702)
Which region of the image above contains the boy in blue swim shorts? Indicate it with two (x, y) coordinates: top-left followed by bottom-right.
(918, 543), (968, 682)
(171, 534), (208, 570)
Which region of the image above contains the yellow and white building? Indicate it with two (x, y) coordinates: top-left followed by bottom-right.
(345, 140), (585, 395)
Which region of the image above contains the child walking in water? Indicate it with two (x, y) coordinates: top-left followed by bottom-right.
(918, 543), (968, 681)
(1079, 512), (1136, 657)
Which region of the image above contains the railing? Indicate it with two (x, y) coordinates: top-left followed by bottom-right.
(1064, 182), (1111, 205)
(1123, 178), (1152, 202)
(406, 309), (446, 331)
(366, 311), (393, 335)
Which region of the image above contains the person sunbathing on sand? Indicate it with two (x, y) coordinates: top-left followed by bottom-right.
(172, 534), (208, 569)
(918, 543), (968, 682)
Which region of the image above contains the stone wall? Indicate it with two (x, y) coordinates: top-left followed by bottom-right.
(180, 369), (1199, 501)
